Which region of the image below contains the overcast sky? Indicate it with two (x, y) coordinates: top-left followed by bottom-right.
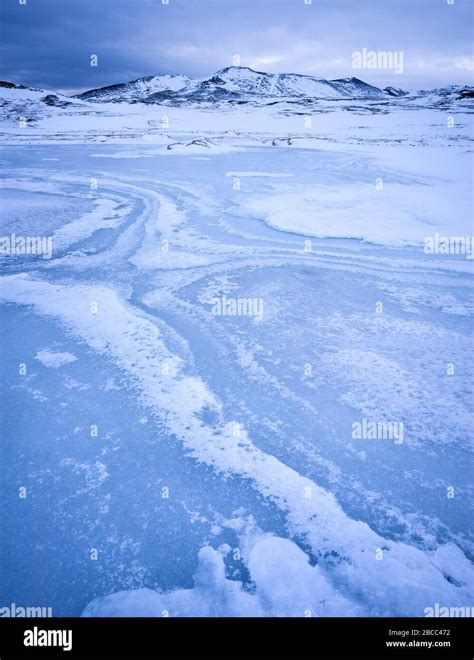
(1, 0), (473, 94)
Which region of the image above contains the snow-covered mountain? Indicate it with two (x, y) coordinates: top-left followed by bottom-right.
(76, 66), (390, 104)
(73, 67), (474, 109)
(200, 67), (386, 99)
(0, 79), (72, 105)
(0, 80), (92, 125)
(402, 84), (474, 108)
(383, 86), (409, 97)
(78, 73), (193, 103)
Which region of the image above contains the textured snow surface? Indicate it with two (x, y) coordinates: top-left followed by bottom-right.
(0, 85), (472, 617)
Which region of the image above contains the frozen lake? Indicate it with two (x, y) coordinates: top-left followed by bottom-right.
(0, 144), (473, 616)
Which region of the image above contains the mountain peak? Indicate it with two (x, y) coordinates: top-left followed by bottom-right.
(217, 66), (253, 72)
(384, 86), (409, 97)
(215, 66), (265, 75)
(332, 76), (363, 84)
(0, 80), (29, 90)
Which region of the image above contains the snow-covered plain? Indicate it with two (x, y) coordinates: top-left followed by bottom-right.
(0, 79), (473, 617)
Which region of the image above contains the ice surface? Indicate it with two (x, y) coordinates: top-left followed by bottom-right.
(0, 85), (472, 617)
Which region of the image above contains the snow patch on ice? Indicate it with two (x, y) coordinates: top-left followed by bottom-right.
(51, 197), (130, 252)
(82, 533), (358, 617)
(35, 348), (77, 368)
(235, 178), (471, 248)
